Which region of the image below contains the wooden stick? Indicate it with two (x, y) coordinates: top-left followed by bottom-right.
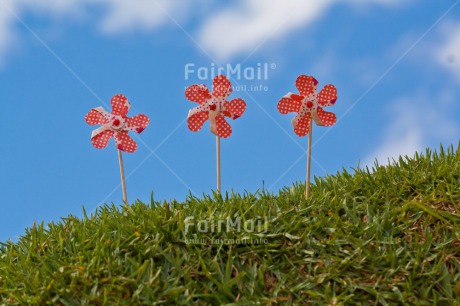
(118, 149), (128, 203)
(216, 136), (221, 192)
(306, 118), (313, 199)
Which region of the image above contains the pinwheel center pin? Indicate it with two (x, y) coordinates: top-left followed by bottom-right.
(110, 116), (126, 130)
(300, 99), (319, 117)
(208, 96), (225, 113)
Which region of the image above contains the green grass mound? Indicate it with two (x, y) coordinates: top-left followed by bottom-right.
(2, 145), (460, 305)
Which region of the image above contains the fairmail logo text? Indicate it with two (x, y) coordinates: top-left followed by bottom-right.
(184, 216), (269, 235)
(184, 63), (275, 81)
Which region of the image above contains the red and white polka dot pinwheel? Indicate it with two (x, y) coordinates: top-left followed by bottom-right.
(85, 94), (150, 153)
(185, 74), (246, 138)
(278, 75), (338, 199)
(278, 75), (337, 137)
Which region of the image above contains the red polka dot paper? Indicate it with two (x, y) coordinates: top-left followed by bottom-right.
(111, 94), (131, 116)
(85, 94), (150, 153)
(91, 129), (113, 149)
(316, 107), (336, 126)
(185, 74), (246, 138)
(318, 84), (337, 107)
(115, 131), (137, 153)
(185, 85), (211, 104)
(225, 98), (246, 119)
(85, 108), (109, 125)
(296, 75), (317, 96)
(293, 113), (312, 137)
(126, 114), (150, 134)
(187, 111), (209, 132)
(277, 97), (301, 114)
(213, 74), (233, 98)
(277, 75), (338, 137)
(215, 115), (232, 138)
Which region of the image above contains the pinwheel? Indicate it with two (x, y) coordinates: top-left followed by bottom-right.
(185, 74), (247, 191)
(277, 75), (338, 198)
(85, 94), (150, 202)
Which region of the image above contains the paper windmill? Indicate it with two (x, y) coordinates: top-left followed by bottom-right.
(277, 75), (337, 137)
(185, 74), (246, 138)
(85, 94), (150, 153)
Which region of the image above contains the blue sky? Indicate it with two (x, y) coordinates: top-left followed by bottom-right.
(1, 0), (459, 242)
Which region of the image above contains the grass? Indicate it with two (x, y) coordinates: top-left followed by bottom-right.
(1, 144), (460, 305)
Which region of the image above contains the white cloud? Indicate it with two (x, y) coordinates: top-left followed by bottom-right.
(13, 0), (195, 34)
(364, 93), (458, 166)
(435, 21), (460, 80)
(0, 0), (194, 63)
(16, 0), (83, 15)
(0, 0), (410, 63)
(197, 0), (411, 61)
(197, 0), (334, 61)
(97, 0), (193, 34)
(365, 101), (423, 165)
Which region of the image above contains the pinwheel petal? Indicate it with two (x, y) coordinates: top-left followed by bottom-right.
(91, 129), (114, 149)
(111, 94), (131, 116)
(225, 98), (246, 119)
(188, 111), (209, 132)
(277, 97), (302, 114)
(318, 84), (337, 107)
(215, 115), (232, 138)
(315, 107), (336, 127)
(293, 114), (311, 137)
(185, 84), (212, 104)
(296, 75), (318, 96)
(126, 114), (150, 134)
(115, 131), (137, 153)
(85, 107), (110, 125)
(213, 75), (232, 98)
